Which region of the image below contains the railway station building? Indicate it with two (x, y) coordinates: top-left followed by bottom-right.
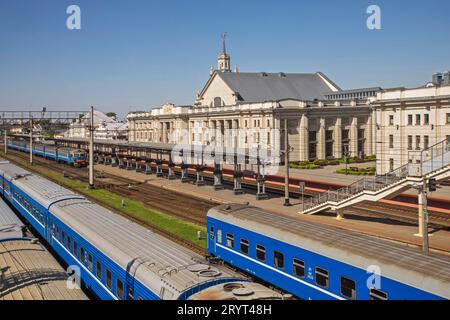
(372, 78), (450, 174)
(128, 43), (377, 164)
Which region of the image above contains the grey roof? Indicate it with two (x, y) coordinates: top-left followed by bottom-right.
(0, 239), (88, 300)
(0, 197), (24, 240)
(217, 71), (340, 102)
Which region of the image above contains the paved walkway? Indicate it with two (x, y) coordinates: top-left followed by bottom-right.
(95, 163), (450, 255)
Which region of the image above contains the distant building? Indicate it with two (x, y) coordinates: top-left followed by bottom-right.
(67, 110), (127, 140)
(372, 83), (450, 174)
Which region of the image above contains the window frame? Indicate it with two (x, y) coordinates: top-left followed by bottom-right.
(256, 244), (266, 262)
(117, 279), (124, 300)
(226, 233), (234, 248)
(240, 238), (249, 255)
(273, 250), (284, 270)
(340, 276), (357, 300)
(315, 267), (329, 288)
(292, 258), (305, 278)
(369, 288), (388, 300)
(106, 269), (112, 289)
(96, 261), (102, 280)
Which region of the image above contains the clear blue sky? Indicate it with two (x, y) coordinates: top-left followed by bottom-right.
(0, 0), (449, 118)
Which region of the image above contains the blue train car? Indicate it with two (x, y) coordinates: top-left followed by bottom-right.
(7, 140), (86, 167)
(206, 204), (450, 300)
(0, 161), (282, 301)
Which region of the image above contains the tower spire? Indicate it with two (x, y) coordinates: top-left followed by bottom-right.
(221, 32), (227, 54)
(218, 33), (231, 72)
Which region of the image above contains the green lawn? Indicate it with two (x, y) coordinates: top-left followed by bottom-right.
(1, 152), (207, 249)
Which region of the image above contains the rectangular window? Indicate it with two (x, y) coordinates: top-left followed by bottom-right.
(389, 158), (394, 172)
(209, 226), (214, 240)
(389, 115), (394, 126)
(407, 135), (413, 150)
(293, 259), (305, 278)
(447, 113), (450, 124)
(88, 253), (93, 271)
(424, 135), (429, 149)
(106, 269), (112, 289)
(217, 229), (222, 244)
(80, 247), (85, 263)
(341, 277), (356, 300)
(67, 236), (71, 251)
(256, 244), (266, 261)
(117, 279), (124, 300)
(62, 231), (66, 244)
(389, 135), (394, 149)
(408, 114), (413, 125)
(73, 241), (78, 257)
(424, 114), (430, 125)
(416, 135), (421, 150)
(416, 114), (421, 126)
(96, 261), (102, 280)
(370, 288), (388, 300)
(226, 233), (234, 248)
(315, 267), (329, 288)
(240, 239), (249, 255)
(274, 251), (284, 269)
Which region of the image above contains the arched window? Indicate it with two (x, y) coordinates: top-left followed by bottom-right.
(213, 97), (223, 107)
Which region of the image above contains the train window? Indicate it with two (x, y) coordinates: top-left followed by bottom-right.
(240, 239), (249, 255)
(117, 279), (124, 300)
(217, 229), (222, 244)
(106, 269), (112, 289)
(293, 259), (305, 278)
(315, 267), (329, 288)
(73, 241), (78, 257)
(256, 244), (266, 261)
(62, 231), (66, 244)
(369, 288), (388, 300)
(67, 237), (71, 251)
(274, 251), (284, 269)
(96, 262), (102, 280)
(56, 226), (59, 239)
(80, 247), (85, 263)
(341, 277), (356, 300)
(209, 226), (214, 240)
(88, 253), (93, 271)
(226, 233), (234, 248)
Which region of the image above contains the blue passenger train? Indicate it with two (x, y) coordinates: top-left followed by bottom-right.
(7, 139), (87, 167)
(0, 160), (282, 300)
(206, 204), (450, 300)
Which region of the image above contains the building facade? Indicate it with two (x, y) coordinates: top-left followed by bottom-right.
(128, 44), (376, 164)
(66, 110), (128, 140)
(372, 84), (450, 174)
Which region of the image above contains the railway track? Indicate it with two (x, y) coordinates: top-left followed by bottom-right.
(3, 151), (214, 226)
(4, 149), (450, 232)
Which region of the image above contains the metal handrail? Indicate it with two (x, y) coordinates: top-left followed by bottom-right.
(303, 140), (450, 211)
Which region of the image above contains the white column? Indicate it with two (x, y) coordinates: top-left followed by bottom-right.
(317, 118), (326, 160)
(349, 117), (358, 157)
(299, 114), (309, 161)
(333, 117), (342, 159)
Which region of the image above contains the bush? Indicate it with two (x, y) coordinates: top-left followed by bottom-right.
(290, 163), (321, 170)
(336, 167), (376, 176)
(313, 159), (329, 166)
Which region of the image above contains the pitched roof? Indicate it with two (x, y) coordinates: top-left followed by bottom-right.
(215, 71), (340, 102)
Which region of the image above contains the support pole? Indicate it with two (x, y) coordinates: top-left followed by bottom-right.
(415, 179), (429, 253)
(29, 117), (33, 165)
(4, 127), (7, 154)
(284, 119), (291, 206)
(88, 106), (95, 189)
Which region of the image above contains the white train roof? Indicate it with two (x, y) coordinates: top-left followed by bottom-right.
(208, 204), (450, 299)
(50, 199), (246, 299)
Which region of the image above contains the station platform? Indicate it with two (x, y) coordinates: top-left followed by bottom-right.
(94, 163), (450, 255)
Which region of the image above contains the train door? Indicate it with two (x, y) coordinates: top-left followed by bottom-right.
(208, 223), (216, 254)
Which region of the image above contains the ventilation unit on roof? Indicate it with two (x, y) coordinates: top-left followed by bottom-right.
(260, 72), (268, 77)
(279, 72), (286, 77)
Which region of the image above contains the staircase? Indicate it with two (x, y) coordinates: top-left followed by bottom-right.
(300, 139), (450, 215)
